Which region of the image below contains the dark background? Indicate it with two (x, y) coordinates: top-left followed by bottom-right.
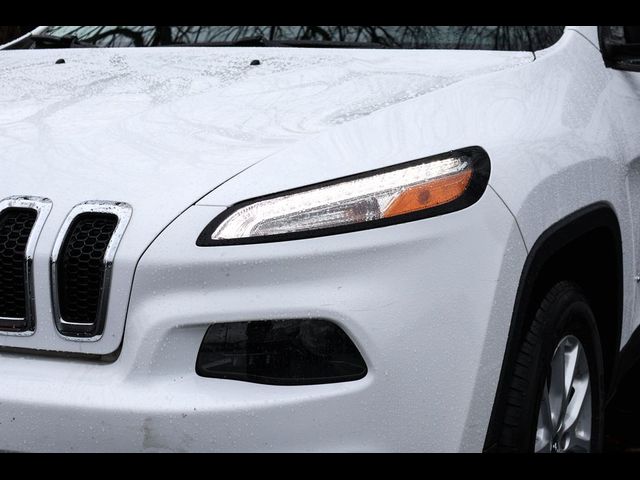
(0, 26), (36, 44)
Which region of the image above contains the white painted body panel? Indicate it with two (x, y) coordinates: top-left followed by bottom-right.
(0, 45), (532, 354)
(0, 189), (526, 451)
(0, 26), (639, 451)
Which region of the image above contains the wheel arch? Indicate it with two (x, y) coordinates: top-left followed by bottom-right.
(483, 202), (623, 452)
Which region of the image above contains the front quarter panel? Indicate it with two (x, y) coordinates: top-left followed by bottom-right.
(488, 29), (640, 345)
(121, 186), (526, 451)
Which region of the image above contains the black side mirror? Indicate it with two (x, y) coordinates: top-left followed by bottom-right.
(599, 26), (640, 72)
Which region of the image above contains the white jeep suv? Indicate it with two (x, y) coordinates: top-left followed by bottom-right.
(0, 26), (639, 453)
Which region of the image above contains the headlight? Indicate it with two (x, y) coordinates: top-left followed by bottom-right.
(197, 146), (490, 246)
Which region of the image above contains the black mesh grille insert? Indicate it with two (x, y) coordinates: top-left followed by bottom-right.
(58, 213), (118, 325)
(0, 208), (37, 321)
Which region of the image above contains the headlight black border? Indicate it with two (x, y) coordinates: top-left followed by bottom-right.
(197, 146), (491, 246)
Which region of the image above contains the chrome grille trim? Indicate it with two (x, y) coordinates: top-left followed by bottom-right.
(0, 196), (52, 336)
(51, 201), (132, 341)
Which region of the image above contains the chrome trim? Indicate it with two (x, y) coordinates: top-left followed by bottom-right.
(51, 201), (132, 341)
(0, 196), (52, 336)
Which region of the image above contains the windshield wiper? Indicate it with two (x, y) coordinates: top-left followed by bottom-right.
(171, 35), (392, 49)
(28, 34), (97, 49)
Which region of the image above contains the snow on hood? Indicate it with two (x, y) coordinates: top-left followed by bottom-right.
(0, 46), (532, 244)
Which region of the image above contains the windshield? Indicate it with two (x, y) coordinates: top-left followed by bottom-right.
(30, 26), (565, 51)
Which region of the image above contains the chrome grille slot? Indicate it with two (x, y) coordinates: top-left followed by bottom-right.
(52, 201), (132, 339)
(0, 197), (52, 334)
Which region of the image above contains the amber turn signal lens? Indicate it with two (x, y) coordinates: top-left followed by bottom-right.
(382, 169), (473, 219)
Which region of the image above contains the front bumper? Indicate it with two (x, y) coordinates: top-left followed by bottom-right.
(0, 187), (526, 452)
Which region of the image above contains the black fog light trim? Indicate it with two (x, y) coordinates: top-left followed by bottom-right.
(196, 319), (367, 386)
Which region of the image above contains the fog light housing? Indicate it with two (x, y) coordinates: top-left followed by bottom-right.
(196, 319), (367, 385)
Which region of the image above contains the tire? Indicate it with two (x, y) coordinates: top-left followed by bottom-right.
(496, 281), (605, 452)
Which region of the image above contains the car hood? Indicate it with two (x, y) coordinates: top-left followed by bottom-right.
(0, 46), (532, 232)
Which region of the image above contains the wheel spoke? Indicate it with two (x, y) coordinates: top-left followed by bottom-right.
(535, 381), (554, 453)
(563, 340), (579, 407)
(561, 411), (592, 453)
(548, 345), (566, 432)
(559, 343), (590, 438)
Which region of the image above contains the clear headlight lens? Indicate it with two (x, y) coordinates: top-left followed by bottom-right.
(198, 146), (490, 246)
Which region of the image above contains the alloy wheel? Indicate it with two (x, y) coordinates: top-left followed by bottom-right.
(535, 335), (592, 453)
